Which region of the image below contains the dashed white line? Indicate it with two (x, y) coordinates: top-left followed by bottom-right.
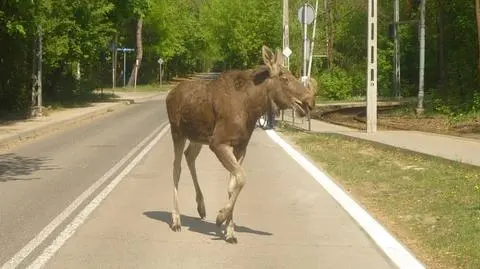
(1, 122), (168, 269)
(265, 129), (425, 269)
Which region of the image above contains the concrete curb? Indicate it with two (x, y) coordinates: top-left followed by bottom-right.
(0, 92), (164, 150)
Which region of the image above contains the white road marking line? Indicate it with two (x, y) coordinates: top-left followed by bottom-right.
(26, 124), (171, 269)
(1, 122), (168, 269)
(265, 129), (425, 269)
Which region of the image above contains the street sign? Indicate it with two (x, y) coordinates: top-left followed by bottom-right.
(117, 48), (135, 52)
(297, 4), (315, 25)
(157, 58), (164, 65)
(282, 47), (292, 58)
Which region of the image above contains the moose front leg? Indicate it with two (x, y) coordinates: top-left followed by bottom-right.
(171, 134), (186, 232)
(224, 147), (246, 243)
(209, 143), (246, 243)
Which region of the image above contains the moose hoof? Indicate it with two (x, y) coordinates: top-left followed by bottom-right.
(225, 235), (238, 244)
(171, 214), (182, 232)
(197, 202), (206, 220)
(171, 224), (182, 232)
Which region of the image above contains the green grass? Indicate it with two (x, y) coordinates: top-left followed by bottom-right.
(277, 124), (480, 269)
(315, 95), (416, 104)
(106, 83), (172, 92)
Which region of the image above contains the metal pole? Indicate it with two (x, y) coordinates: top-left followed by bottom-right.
(416, 0), (426, 114)
(112, 35), (116, 89)
(303, 3), (308, 79)
(160, 63), (163, 86)
(283, 0), (290, 70)
(367, 0), (377, 133)
(394, 0), (401, 98)
(123, 50), (126, 87)
(307, 0), (319, 79)
(282, 0), (289, 121)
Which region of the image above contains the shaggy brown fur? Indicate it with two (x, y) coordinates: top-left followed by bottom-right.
(165, 45), (316, 243)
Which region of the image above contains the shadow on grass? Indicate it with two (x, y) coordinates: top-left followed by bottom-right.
(46, 92), (119, 109)
(0, 153), (60, 182)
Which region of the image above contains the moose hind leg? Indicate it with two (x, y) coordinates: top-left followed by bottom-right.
(184, 142), (206, 219)
(171, 135), (186, 232)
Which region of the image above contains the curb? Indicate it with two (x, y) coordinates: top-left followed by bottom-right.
(0, 92), (164, 151)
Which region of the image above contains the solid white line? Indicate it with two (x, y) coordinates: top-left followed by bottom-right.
(26, 124), (171, 269)
(1, 122), (168, 269)
(265, 129), (425, 269)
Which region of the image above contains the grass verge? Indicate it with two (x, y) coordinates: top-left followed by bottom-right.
(277, 124), (480, 269)
(105, 83), (172, 92)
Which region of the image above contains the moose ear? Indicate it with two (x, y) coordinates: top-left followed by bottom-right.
(262, 45), (274, 64)
(262, 45), (280, 77)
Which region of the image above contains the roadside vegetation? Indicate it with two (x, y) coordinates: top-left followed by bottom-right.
(277, 123), (480, 269)
(3, 0), (480, 126)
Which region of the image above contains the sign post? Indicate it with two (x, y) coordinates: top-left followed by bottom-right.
(158, 58), (164, 86)
(297, 3), (315, 130)
(116, 47), (134, 87)
(298, 3), (314, 85)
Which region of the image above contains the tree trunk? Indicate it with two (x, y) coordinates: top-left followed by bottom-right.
(437, 0), (446, 97)
(127, 17), (143, 86)
(475, 0), (480, 85)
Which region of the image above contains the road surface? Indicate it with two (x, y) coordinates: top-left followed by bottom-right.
(1, 94), (400, 268)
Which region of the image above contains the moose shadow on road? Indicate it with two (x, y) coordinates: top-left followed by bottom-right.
(0, 153), (59, 182)
(143, 211), (273, 240)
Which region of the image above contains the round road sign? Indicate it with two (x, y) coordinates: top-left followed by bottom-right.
(297, 4), (315, 25)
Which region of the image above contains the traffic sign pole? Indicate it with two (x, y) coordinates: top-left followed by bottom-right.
(158, 58), (164, 86)
(115, 47), (134, 87)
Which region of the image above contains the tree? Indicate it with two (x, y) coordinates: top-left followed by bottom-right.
(127, 0), (151, 86)
(476, 0), (480, 85)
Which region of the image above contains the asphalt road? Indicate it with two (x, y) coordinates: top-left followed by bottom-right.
(0, 93), (410, 269)
(0, 95), (169, 268)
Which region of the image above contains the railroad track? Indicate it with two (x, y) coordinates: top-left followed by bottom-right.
(312, 104), (407, 131)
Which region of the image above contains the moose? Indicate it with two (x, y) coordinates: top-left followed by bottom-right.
(165, 45), (317, 243)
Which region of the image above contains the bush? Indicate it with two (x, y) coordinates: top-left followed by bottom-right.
(317, 67), (353, 100)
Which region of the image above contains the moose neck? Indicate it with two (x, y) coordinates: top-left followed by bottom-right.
(246, 76), (275, 124)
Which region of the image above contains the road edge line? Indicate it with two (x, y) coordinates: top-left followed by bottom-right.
(26, 123), (171, 269)
(265, 129), (425, 269)
(1, 122), (168, 269)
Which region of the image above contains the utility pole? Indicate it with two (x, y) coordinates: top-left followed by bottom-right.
(282, 0), (290, 70)
(302, 2), (308, 81)
(416, 0), (425, 114)
(393, 0), (401, 98)
(281, 0), (290, 123)
(367, 0), (377, 133)
(307, 0), (319, 79)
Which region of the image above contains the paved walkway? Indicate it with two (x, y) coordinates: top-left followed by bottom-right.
(0, 91), (165, 150)
(308, 119), (480, 167)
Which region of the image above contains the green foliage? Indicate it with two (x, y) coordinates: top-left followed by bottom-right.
(2, 0), (480, 117)
(317, 67), (353, 100)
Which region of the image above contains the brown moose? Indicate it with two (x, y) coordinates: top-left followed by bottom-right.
(165, 45), (316, 243)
